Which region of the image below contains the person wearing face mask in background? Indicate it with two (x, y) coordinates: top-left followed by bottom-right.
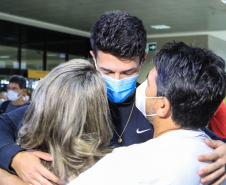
(0, 91), (8, 104)
(0, 75), (29, 115)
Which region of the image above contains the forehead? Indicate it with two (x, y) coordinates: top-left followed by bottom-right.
(8, 82), (20, 88)
(96, 51), (140, 70)
(146, 68), (158, 95)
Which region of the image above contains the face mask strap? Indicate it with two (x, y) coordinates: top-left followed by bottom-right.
(146, 113), (157, 117)
(146, 96), (164, 99)
(145, 97), (164, 117)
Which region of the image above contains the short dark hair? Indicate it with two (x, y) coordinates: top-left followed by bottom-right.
(154, 41), (226, 129)
(9, 75), (26, 89)
(90, 11), (147, 62)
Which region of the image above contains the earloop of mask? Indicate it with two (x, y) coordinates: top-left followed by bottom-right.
(145, 97), (164, 117)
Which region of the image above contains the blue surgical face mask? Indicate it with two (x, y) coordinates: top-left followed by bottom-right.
(101, 74), (139, 103)
(94, 59), (140, 103)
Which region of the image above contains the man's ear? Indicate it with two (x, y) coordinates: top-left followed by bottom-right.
(90, 50), (95, 60)
(21, 89), (26, 95)
(157, 97), (171, 118)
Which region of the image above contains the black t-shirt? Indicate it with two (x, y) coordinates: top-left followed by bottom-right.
(109, 92), (154, 147)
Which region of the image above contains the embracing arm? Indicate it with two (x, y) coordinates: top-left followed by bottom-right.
(0, 111), (25, 173)
(0, 168), (27, 185)
(0, 106), (62, 185)
(198, 139), (226, 185)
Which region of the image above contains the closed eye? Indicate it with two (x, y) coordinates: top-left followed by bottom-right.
(122, 69), (137, 75)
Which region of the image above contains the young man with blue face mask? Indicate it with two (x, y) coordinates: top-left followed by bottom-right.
(0, 11), (226, 185)
(90, 11), (154, 146)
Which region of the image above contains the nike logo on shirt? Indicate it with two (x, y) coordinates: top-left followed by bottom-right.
(136, 128), (152, 134)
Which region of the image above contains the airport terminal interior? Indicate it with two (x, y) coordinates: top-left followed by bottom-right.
(1, 1), (226, 184)
(0, 0), (226, 93)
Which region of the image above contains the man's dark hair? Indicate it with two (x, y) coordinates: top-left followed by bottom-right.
(154, 41), (226, 129)
(9, 75), (26, 89)
(90, 11), (147, 62)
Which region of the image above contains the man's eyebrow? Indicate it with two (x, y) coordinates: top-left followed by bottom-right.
(100, 67), (137, 73)
(99, 67), (113, 72)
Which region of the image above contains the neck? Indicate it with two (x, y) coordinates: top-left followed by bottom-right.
(154, 128), (180, 138)
(153, 120), (180, 138)
(11, 97), (26, 106)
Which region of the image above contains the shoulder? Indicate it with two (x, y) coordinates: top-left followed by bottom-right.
(1, 105), (29, 127)
(7, 105), (28, 118)
(69, 144), (144, 184)
(69, 132), (210, 185)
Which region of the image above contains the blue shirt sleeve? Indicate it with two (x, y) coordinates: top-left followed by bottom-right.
(0, 105), (28, 174)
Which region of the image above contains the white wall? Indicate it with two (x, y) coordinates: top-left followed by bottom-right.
(208, 35), (226, 64)
(137, 35), (208, 83)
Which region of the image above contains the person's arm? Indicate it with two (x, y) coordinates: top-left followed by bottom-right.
(198, 139), (226, 184)
(0, 168), (28, 185)
(0, 109), (25, 173)
(11, 150), (63, 185)
(0, 107), (63, 185)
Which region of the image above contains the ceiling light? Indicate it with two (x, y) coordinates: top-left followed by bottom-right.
(151, 25), (171, 29)
(0, 56), (10, 59)
(221, 0), (226, 4)
(47, 53), (58, 57)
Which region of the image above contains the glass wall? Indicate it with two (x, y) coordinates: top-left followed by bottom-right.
(0, 19), (90, 92)
(0, 45), (18, 70)
(22, 48), (43, 70)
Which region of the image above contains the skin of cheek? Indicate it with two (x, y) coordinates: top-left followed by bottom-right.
(146, 100), (157, 123)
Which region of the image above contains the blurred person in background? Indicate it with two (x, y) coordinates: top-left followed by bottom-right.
(209, 102), (226, 141)
(0, 75), (29, 114)
(0, 91), (8, 104)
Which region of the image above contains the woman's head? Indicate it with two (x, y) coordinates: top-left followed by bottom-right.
(18, 59), (113, 183)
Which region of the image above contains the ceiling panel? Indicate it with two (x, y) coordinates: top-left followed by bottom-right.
(0, 0), (226, 36)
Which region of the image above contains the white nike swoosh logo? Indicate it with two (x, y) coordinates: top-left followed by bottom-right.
(136, 128), (152, 134)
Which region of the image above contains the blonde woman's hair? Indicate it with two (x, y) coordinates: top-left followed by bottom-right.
(18, 59), (113, 183)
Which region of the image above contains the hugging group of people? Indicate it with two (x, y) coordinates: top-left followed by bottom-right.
(0, 11), (226, 185)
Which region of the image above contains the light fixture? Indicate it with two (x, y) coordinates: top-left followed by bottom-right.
(47, 53), (58, 57)
(0, 56), (10, 59)
(151, 25), (171, 29)
(221, 0), (226, 4)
